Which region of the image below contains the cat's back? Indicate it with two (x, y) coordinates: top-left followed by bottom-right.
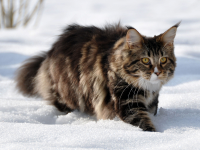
(49, 24), (127, 57)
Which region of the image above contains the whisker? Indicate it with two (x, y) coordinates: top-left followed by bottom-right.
(127, 80), (139, 114)
(113, 79), (124, 92)
(118, 83), (132, 110)
(131, 78), (143, 114)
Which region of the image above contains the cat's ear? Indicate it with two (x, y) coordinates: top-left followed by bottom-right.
(126, 28), (143, 50)
(160, 21), (181, 46)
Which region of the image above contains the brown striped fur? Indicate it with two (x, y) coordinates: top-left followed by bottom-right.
(15, 22), (180, 131)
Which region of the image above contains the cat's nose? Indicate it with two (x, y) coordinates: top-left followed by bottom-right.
(154, 72), (161, 76)
(153, 67), (161, 76)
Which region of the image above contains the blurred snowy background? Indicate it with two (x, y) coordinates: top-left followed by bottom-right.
(0, 0), (200, 149)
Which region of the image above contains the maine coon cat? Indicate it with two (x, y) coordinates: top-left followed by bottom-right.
(16, 22), (180, 131)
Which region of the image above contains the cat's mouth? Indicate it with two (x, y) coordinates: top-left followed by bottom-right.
(139, 73), (162, 85)
(149, 73), (161, 84)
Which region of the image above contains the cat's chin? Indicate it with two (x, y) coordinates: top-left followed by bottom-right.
(149, 79), (161, 85)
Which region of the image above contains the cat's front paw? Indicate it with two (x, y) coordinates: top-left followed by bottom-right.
(139, 120), (156, 132)
(143, 126), (156, 132)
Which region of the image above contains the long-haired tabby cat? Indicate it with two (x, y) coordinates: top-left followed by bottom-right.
(16, 22), (180, 131)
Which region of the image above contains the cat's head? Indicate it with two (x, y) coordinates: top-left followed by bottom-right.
(111, 22), (180, 90)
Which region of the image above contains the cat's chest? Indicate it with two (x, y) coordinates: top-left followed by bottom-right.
(145, 91), (156, 105)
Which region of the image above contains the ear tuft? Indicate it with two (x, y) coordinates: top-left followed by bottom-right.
(172, 21), (181, 28)
(126, 29), (143, 49)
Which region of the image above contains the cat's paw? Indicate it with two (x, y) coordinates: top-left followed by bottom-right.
(143, 126), (156, 132)
(139, 120), (156, 132)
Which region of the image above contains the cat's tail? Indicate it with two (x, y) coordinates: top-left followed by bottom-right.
(15, 52), (47, 97)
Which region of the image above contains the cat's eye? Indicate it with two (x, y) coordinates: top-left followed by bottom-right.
(142, 58), (151, 65)
(160, 57), (167, 64)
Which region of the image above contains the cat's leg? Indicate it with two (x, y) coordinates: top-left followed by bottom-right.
(53, 100), (73, 114)
(108, 74), (155, 131)
(148, 94), (159, 116)
(49, 88), (74, 114)
(116, 98), (156, 131)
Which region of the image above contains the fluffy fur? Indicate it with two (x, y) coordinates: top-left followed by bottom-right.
(16, 22), (180, 131)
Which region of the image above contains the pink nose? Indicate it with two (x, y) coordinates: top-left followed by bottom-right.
(154, 72), (161, 76)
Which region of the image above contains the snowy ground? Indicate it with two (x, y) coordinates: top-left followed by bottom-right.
(1, 0), (200, 149)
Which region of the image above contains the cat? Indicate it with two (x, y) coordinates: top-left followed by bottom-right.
(16, 22), (180, 131)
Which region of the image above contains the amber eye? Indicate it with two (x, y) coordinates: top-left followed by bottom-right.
(160, 57), (167, 64)
(142, 58), (150, 65)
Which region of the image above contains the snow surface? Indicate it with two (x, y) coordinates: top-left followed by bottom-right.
(1, 0), (200, 149)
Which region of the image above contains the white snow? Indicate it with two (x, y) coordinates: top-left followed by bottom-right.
(1, 0), (200, 149)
